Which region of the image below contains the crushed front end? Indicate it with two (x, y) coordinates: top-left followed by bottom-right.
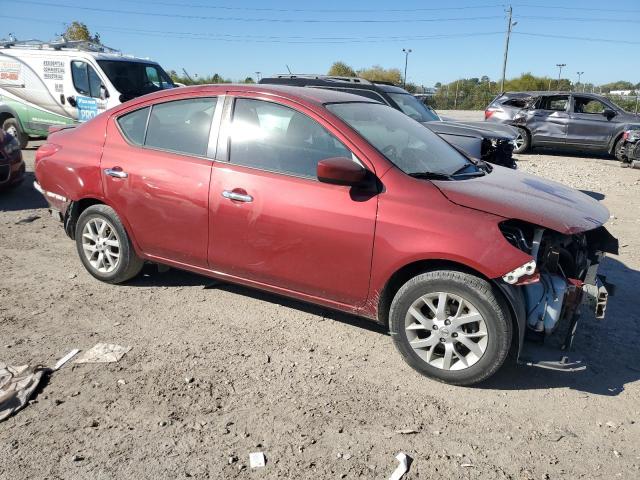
(481, 136), (517, 169)
(499, 220), (619, 371)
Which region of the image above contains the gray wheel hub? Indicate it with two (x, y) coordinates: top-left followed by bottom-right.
(81, 218), (121, 273)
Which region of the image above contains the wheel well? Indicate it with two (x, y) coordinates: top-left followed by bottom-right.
(65, 198), (104, 239)
(0, 112), (14, 128)
(610, 132), (624, 154)
(376, 259), (521, 355)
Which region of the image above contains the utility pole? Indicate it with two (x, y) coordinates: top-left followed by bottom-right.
(454, 80), (460, 109)
(500, 5), (517, 92)
(255, 71), (261, 81)
(556, 63), (566, 90)
(402, 48), (412, 89)
(576, 71), (584, 92)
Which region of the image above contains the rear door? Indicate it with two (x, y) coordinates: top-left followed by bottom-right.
(567, 95), (615, 148)
(101, 95), (221, 267)
(207, 95), (378, 307)
(527, 95), (570, 146)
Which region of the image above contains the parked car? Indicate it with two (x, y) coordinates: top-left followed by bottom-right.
(260, 75), (518, 169)
(485, 91), (640, 159)
(34, 84), (617, 385)
(0, 38), (176, 148)
(0, 127), (25, 190)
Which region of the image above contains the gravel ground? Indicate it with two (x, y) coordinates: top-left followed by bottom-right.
(1, 129), (639, 479)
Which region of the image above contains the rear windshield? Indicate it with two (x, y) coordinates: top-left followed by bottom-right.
(387, 92), (441, 122)
(98, 60), (175, 99)
(502, 98), (529, 108)
(327, 102), (469, 176)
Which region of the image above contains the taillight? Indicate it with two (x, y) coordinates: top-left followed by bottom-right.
(35, 143), (61, 164)
(484, 109), (495, 120)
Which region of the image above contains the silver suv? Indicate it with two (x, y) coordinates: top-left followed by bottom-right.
(485, 91), (640, 160)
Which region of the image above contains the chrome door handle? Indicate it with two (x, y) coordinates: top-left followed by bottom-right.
(104, 168), (128, 179)
(222, 190), (253, 202)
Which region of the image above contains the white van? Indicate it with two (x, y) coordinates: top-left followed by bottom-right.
(0, 39), (176, 147)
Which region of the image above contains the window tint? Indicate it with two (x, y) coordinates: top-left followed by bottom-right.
(229, 98), (352, 178)
(117, 107), (150, 146)
(388, 92), (440, 122)
(538, 95), (569, 112)
(145, 98), (217, 156)
(97, 60), (175, 98)
(71, 61), (102, 98)
(574, 97), (607, 114)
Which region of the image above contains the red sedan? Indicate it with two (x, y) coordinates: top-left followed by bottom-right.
(34, 85), (617, 385)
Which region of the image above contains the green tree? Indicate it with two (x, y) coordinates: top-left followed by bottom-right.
(243, 77), (255, 84)
(64, 21), (100, 43)
(357, 65), (403, 85)
(328, 61), (357, 77)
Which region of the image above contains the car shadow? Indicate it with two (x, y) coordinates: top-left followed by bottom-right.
(128, 266), (388, 336)
(0, 172), (48, 212)
(519, 147), (618, 162)
(580, 190), (606, 201)
(127, 255), (638, 395)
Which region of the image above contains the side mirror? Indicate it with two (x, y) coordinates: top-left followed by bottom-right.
(99, 85), (110, 100)
(317, 157), (367, 186)
(603, 108), (616, 120)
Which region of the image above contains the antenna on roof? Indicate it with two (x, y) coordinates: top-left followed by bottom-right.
(286, 64), (292, 74)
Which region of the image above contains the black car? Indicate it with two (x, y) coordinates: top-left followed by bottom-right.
(486, 91), (640, 160)
(260, 75), (518, 169)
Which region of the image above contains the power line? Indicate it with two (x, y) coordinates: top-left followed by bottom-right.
(514, 2), (640, 14)
(514, 31), (640, 46)
(519, 15), (640, 24)
(17, 1), (503, 23)
(116, 0), (505, 13)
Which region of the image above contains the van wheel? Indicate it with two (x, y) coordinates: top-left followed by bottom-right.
(389, 270), (512, 386)
(75, 205), (143, 284)
(512, 127), (530, 154)
(2, 118), (28, 149)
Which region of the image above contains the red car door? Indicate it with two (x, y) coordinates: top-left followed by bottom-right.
(208, 96), (378, 307)
(101, 96), (220, 267)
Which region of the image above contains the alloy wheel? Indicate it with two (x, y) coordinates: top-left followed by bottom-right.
(81, 218), (121, 273)
(404, 292), (488, 370)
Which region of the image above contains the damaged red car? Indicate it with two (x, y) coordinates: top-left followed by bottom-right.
(33, 85), (618, 385)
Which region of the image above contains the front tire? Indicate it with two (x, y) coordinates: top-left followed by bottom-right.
(75, 204), (143, 284)
(2, 117), (28, 149)
(389, 270), (512, 386)
(613, 137), (626, 162)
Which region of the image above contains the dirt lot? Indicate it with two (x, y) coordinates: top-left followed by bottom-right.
(1, 130), (640, 479)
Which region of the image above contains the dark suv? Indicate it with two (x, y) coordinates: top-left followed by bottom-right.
(260, 75), (518, 169)
(485, 91), (640, 159)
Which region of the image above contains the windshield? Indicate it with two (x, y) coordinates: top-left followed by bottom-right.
(387, 93), (441, 122)
(97, 60), (175, 99)
(326, 102), (472, 176)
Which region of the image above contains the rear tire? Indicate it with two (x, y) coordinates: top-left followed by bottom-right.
(389, 270), (512, 386)
(512, 127), (530, 154)
(2, 117), (28, 149)
(75, 204), (143, 284)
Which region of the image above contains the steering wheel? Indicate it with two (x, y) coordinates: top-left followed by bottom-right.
(381, 144), (398, 159)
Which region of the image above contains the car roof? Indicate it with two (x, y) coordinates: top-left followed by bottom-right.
(503, 91), (607, 99)
(260, 75), (412, 95)
(139, 83), (380, 107)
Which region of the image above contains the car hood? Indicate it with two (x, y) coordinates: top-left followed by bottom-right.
(423, 120), (517, 140)
(432, 166), (610, 234)
(614, 111), (640, 125)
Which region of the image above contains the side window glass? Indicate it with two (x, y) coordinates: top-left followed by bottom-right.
(145, 66), (161, 88)
(574, 98), (606, 114)
(87, 65), (102, 98)
(117, 106), (150, 146)
(229, 98), (352, 178)
(71, 61), (90, 96)
(541, 96), (568, 112)
(145, 97), (217, 156)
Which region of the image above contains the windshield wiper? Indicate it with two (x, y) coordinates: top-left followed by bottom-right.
(408, 171), (454, 180)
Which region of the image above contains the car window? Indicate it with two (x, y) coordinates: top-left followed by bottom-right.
(228, 98), (352, 179)
(387, 93), (441, 122)
(117, 106), (150, 146)
(327, 102), (469, 176)
(145, 98), (217, 156)
(573, 97), (607, 114)
(538, 95), (569, 112)
(71, 61), (102, 98)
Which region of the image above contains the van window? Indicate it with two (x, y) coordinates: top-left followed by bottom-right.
(145, 98), (217, 156)
(71, 61), (103, 98)
(97, 60), (175, 99)
(117, 107), (150, 146)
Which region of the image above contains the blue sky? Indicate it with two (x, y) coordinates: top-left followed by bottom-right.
(3, 0), (640, 86)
